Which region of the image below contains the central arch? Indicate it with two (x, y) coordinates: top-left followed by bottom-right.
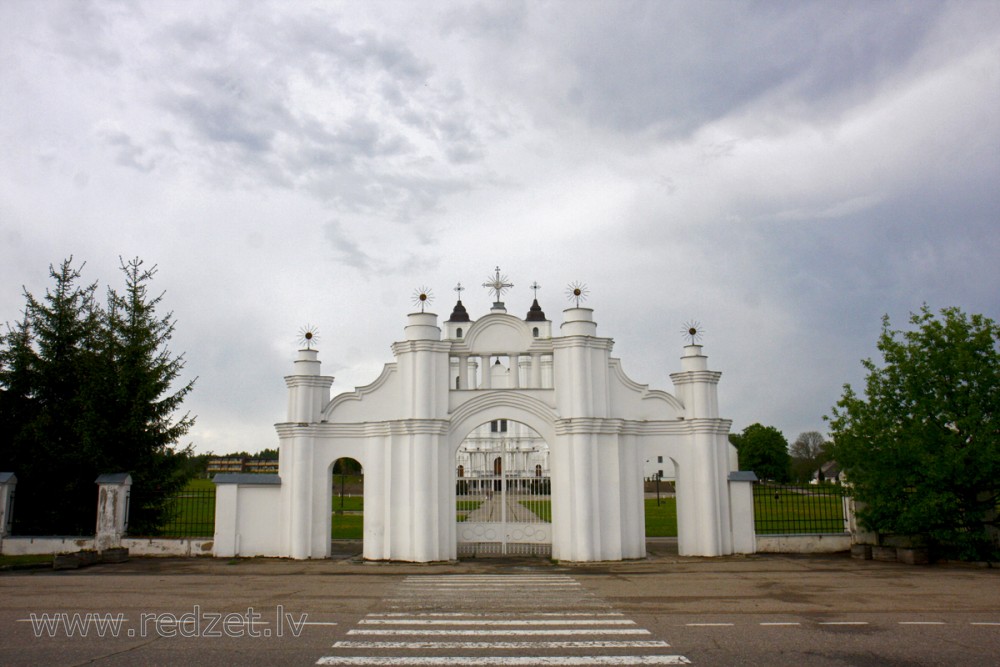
(454, 417), (552, 557)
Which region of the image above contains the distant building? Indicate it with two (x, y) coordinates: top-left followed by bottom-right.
(811, 460), (844, 484)
(207, 456), (278, 475)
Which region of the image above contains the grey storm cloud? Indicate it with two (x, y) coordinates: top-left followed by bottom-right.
(558, 2), (947, 136)
(1, 1), (997, 454)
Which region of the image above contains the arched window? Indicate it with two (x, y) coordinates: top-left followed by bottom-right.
(532, 327), (539, 338)
(456, 327), (463, 338)
(535, 464), (542, 477)
(493, 457), (503, 475)
(457, 465), (464, 478)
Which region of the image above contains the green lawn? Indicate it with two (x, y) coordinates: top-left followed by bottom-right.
(518, 499), (552, 522)
(457, 500), (483, 522)
(645, 498), (678, 536)
(0, 554), (53, 568)
(331, 513), (363, 539)
(332, 495), (363, 512)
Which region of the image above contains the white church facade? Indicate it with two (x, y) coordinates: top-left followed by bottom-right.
(213, 273), (757, 562)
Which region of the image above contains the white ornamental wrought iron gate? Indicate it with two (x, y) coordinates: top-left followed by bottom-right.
(456, 427), (552, 556)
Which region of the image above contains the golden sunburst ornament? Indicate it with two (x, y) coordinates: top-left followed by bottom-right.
(412, 286), (434, 313)
(566, 281), (589, 307)
(298, 325), (319, 350)
(682, 320), (704, 345)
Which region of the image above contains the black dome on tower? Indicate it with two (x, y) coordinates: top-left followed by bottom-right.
(447, 299), (471, 323)
(525, 298), (547, 322)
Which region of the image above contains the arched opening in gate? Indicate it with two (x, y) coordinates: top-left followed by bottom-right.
(330, 457), (363, 540)
(455, 418), (551, 557)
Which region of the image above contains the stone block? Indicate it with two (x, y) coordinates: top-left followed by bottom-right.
(78, 550), (100, 566)
(896, 547), (930, 565)
(100, 547), (129, 563)
(52, 553), (80, 570)
(872, 545), (897, 562)
(851, 544), (872, 560)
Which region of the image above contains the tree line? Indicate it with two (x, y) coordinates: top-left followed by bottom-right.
(728, 425), (833, 485)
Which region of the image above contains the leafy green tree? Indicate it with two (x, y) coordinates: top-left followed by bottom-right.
(828, 306), (1000, 560)
(0, 258), (195, 535)
(729, 423), (791, 482)
(789, 431), (830, 483)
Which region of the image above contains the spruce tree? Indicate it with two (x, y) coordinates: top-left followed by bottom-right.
(1, 259), (102, 533)
(102, 257), (195, 534)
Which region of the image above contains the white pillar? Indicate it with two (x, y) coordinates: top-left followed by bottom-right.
(0, 473), (16, 538)
(480, 355), (492, 388)
(670, 345), (733, 556)
(95, 473), (132, 552)
(458, 355), (469, 390)
(729, 472), (758, 554)
(288, 431), (314, 559)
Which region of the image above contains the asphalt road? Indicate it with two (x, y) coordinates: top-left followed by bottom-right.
(2, 541), (998, 666)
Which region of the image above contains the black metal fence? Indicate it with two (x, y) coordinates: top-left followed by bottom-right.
(754, 483), (849, 534)
(141, 488), (216, 538)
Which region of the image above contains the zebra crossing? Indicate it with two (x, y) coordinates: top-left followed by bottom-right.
(315, 574), (690, 665)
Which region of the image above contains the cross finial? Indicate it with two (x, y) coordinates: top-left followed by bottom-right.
(454, 282), (465, 299)
(530, 281), (541, 299)
(482, 266), (513, 304)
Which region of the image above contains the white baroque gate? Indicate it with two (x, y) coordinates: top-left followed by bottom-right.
(213, 274), (758, 562)
(456, 420), (552, 556)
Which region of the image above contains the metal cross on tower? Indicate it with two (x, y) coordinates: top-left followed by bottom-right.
(482, 266), (513, 306)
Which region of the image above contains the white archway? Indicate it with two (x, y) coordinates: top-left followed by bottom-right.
(213, 296), (756, 561)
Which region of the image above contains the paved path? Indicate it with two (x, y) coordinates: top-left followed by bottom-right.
(463, 496), (544, 523)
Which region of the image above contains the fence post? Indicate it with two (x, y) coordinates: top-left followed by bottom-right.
(728, 471), (757, 554)
(0, 473), (16, 538)
(95, 473), (132, 551)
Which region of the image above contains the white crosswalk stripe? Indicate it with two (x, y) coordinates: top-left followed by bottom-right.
(315, 574), (691, 666)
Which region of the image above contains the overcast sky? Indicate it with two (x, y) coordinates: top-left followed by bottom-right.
(2, 1), (998, 455)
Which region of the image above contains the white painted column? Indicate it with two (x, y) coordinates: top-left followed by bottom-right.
(94, 473), (132, 552)
(288, 431), (313, 559)
(530, 352), (542, 388)
(509, 353), (520, 388)
(480, 355), (492, 389)
(0, 473), (15, 538)
(213, 482), (239, 557)
(410, 432), (433, 561)
(458, 355), (469, 390)
(670, 344), (732, 556)
(729, 472), (758, 554)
